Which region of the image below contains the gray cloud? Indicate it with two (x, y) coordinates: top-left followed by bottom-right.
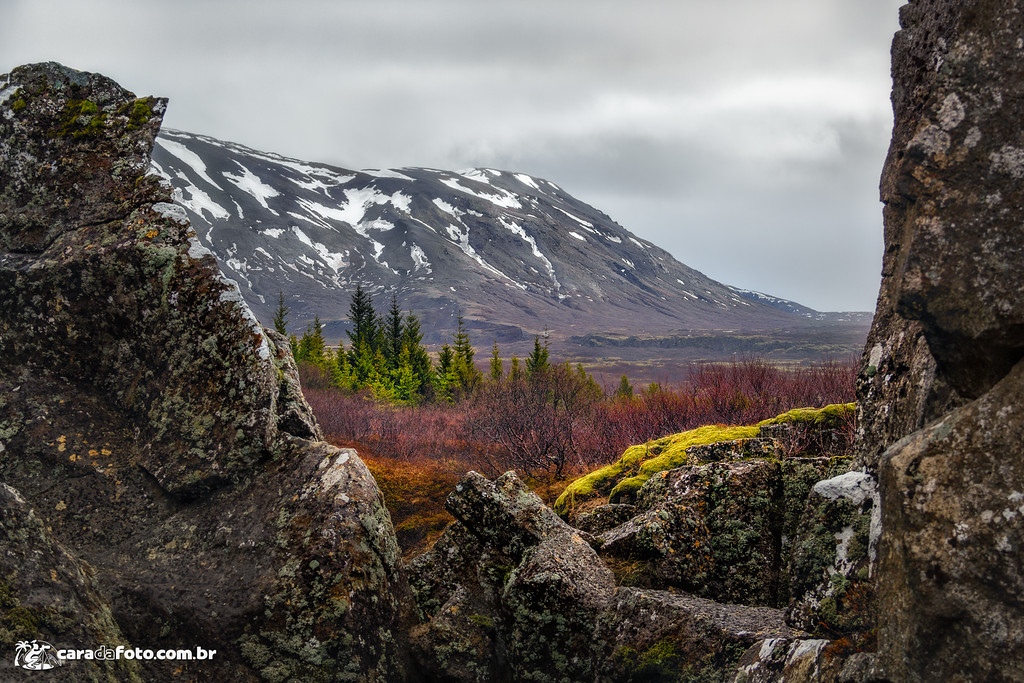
(2, 0), (904, 311)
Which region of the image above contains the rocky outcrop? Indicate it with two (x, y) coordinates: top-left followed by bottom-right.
(410, 472), (615, 682)
(854, 0), (1024, 680)
(596, 452), (848, 608)
(0, 62), (407, 681)
(410, 470), (807, 683)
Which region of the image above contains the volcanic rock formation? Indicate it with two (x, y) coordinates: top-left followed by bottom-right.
(0, 62), (407, 681)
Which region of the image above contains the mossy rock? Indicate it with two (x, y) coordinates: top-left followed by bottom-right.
(554, 403), (855, 516)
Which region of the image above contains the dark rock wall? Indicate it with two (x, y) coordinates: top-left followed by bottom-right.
(858, 0), (1024, 679)
(0, 62), (408, 682)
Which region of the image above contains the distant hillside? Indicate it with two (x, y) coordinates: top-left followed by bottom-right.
(151, 129), (861, 344)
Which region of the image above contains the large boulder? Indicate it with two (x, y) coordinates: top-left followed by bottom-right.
(597, 456), (847, 607)
(855, 0), (1024, 679)
(409, 471), (616, 683)
(786, 472), (878, 639)
(0, 62), (407, 682)
(878, 359), (1024, 680)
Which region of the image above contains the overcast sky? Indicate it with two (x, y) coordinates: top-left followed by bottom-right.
(3, 0), (904, 311)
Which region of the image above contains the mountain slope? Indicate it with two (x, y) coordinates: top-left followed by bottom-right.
(151, 129), (831, 343)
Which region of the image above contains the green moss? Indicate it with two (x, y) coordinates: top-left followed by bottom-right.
(556, 403), (855, 515)
(53, 98), (108, 138)
(124, 97), (155, 130)
(468, 613), (496, 629)
(756, 402), (855, 429)
(555, 424), (759, 513)
(11, 97), (27, 112)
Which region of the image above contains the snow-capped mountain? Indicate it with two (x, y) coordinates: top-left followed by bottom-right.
(150, 129), (830, 343)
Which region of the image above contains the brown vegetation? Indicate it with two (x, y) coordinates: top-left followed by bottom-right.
(305, 356), (857, 554)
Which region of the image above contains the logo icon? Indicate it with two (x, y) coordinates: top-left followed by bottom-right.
(14, 640), (61, 670)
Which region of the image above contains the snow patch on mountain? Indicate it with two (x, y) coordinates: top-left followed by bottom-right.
(556, 207), (595, 229)
(223, 161), (280, 213)
(514, 173), (541, 190)
(155, 137), (224, 191)
(291, 226), (348, 272)
(172, 184), (229, 223)
(499, 217), (558, 289)
(441, 177), (523, 210)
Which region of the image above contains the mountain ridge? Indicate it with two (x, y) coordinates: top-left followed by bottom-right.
(151, 128), (864, 345)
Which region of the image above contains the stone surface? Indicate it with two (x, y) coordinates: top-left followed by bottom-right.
(879, 0), (1024, 400)
(597, 588), (804, 683)
(599, 457), (843, 607)
(857, 1), (1024, 679)
(786, 472), (878, 638)
(0, 483), (141, 681)
(409, 471), (616, 682)
(731, 638), (888, 683)
(574, 503), (638, 535)
(878, 359), (1024, 681)
(0, 62), (408, 682)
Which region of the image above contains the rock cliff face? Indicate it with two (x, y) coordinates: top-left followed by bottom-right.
(0, 62), (407, 681)
(862, 0), (1024, 679)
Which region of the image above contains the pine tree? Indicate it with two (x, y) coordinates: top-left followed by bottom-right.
(451, 313), (481, 393)
(402, 313), (433, 397)
(615, 374), (634, 399)
(525, 334), (550, 376)
(489, 340), (503, 381)
(509, 356), (523, 381)
(383, 293), (404, 371)
(347, 284), (379, 363)
(393, 346), (421, 404)
(297, 315), (328, 366)
(273, 291), (289, 336)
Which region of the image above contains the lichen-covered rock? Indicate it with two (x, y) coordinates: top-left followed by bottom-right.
(408, 471), (616, 682)
(574, 503), (638, 535)
(0, 62), (408, 682)
(853, 0), (1024, 679)
(599, 457), (842, 607)
(786, 472), (878, 639)
(878, 359), (1024, 681)
(0, 62), (165, 253)
(555, 404), (855, 519)
(878, 0), (1024, 400)
(408, 586), (502, 683)
(406, 522), (511, 683)
(0, 62), (296, 497)
(597, 588), (805, 683)
(503, 532), (616, 682)
(0, 483), (141, 682)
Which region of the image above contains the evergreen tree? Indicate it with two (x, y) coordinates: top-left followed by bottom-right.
(451, 313), (481, 393)
(382, 293), (404, 370)
(489, 340), (503, 381)
(525, 334), (550, 376)
(615, 374), (634, 399)
(402, 313), (433, 396)
(392, 346), (421, 404)
(347, 284), (379, 363)
(273, 291), (290, 336)
(435, 343), (455, 402)
(297, 314), (328, 366)
(509, 356), (523, 381)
